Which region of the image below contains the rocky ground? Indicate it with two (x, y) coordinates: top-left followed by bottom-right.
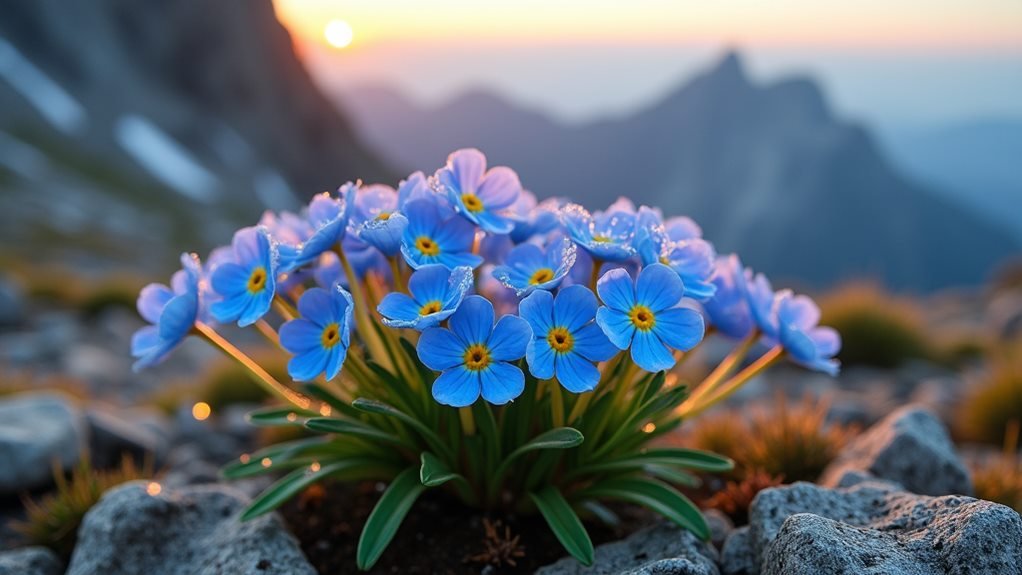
(1, 273), (1020, 574)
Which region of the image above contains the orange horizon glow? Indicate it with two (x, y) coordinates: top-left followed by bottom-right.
(273, 0), (1022, 53)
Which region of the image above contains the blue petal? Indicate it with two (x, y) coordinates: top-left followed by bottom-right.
(555, 352), (600, 393)
(596, 268), (635, 312)
(487, 315), (531, 361)
(359, 213), (408, 256)
(554, 285), (598, 332)
(630, 330), (676, 372)
(436, 251), (484, 270)
(279, 319), (324, 353)
(636, 263), (684, 312)
(434, 214), (478, 253)
(442, 148), (486, 196)
(324, 347), (347, 381)
(526, 339), (556, 380)
(131, 325), (160, 357)
(474, 209), (515, 234)
(480, 362), (525, 405)
(518, 290), (554, 335)
(432, 367), (481, 407)
(297, 288), (334, 324)
(210, 294), (248, 323)
(652, 307), (705, 352)
(137, 283), (174, 324)
(417, 327), (467, 371)
(572, 323), (619, 362)
(476, 166), (521, 210)
(811, 327), (841, 357)
(596, 307), (634, 350)
(405, 265), (448, 303)
(449, 295), (493, 345)
(211, 262), (250, 297)
(780, 323), (817, 363)
(239, 289), (273, 327)
(288, 349), (328, 382)
(377, 293), (422, 327)
(157, 293), (197, 342)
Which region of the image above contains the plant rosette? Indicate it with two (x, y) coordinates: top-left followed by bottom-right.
(132, 148), (842, 569)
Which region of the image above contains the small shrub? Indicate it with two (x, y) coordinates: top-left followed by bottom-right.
(78, 276), (146, 318)
(703, 469), (783, 525)
(12, 456), (153, 558)
(958, 356), (1022, 446)
(972, 454), (1022, 513)
(689, 395), (855, 483)
(819, 283), (932, 368)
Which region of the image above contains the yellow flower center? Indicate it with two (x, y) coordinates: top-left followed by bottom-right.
(529, 268), (555, 285)
(592, 234), (612, 243)
(415, 236), (441, 256)
(321, 323), (341, 349)
(375, 211), (392, 221)
(659, 256), (670, 265)
(463, 343), (491, 371)
(629, 305), (656, 331)
(247, 267), (268, 294)
(461, 193), (484, 213)
(419, 300), (443, 315)
(546, 327), (575, 353)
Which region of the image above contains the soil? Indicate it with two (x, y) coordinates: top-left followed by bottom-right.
(281, 481), (655, 574)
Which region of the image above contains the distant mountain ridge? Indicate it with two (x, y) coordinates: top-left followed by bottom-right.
(339, 52), (1019, 291)
(0, 0), (391, 270)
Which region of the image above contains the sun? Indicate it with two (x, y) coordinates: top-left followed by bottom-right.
(324, 19), (354, 49)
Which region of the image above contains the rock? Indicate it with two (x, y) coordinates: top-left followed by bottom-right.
(0, 546), (63, 575)
(67, 481), (316, 575)
(86, 407), (171, 468)
(0, 392), (85, 493)
(536, 522), (719, 575)
(0, 277), (24, 328)
(719, 528), (755, 575)
(746, 481), (1022, 575)
(820, 404), (973, 496)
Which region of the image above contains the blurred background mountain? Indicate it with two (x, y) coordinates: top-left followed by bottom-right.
(0, 0), (1018, 291)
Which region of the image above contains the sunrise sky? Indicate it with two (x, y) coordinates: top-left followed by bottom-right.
(272, 0), (1022, 127)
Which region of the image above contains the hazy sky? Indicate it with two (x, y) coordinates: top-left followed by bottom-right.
(273, 0), (1022, 128)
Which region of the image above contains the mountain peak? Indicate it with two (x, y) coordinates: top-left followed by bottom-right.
(710, 50), (747, 82)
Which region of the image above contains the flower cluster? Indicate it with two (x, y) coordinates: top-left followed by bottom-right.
(132, 148), (840, 569)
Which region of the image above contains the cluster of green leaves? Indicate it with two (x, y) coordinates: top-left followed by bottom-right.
(223, 325), (732, 570)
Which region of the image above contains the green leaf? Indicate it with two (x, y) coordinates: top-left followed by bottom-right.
(641, 448), (735, 472)
(530, 486), (594, 566)
(644, 464), (702, 487)
(352, 398), (454, 460)
(492, 427), (584, 482)
(221, 438), (334, 479)
(419, 452), (464, 487)
(246, 406), (314, 427)
(305, 417), (404, 445)
(302, 382), (362, 419)
(357, 468), (427, 570)
(241, 458), (388, 520)
(581, 477), (709, 539)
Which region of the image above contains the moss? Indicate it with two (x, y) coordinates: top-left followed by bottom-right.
(12, 456), (154, 559)
(819, 282), (933, 368)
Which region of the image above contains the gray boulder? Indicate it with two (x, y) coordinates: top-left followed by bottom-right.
(86, 407), (171, 468)
(0, 392), (85, 493)
(747, 481), (1022, 575)
(0, 277), (24, 328)
(719, 527), (756, 575)
(820, 405), (973, 496)
(67, 481), (316, 575)
(537, 522), (719, 575)
(0, 547), (63, 575)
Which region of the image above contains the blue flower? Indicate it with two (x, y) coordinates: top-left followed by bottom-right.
(633, 206), (667, 266)
(660, 239), (717, 301)
(665, 216), (702, 241)
(400, 198), (483, 270)
(210, 226), (278, 327)
(595, 264), (705, 372)
(437, 148), (522, 234)
(508, 192), (562, 243)
(397, 170), (435, 207)
(377, 265), (473, 330)
(132, 253), (202, 371)
(260, 209), (312, 273)
(288, 183), (357, 270)
(417, 296), (532, 407)
(775, 291), (841, 376)
(702, 255), (754, 339)
(737, 264), (778, 338)
(279, 284), (354, 381)
(561, 203), (636, 262)
(519, 286), (618, 393)
(352, 184), (408, 257)
(491, 237), (577, 296)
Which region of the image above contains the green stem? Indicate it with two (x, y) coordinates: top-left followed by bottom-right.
(680, 345), (785, 418)
(589, 257), (603, 291)
(194, 322), (312, 410)
(567, 391), (593, 424)
(336, 246), (394, 372)
(459, 407), (476, 436)
(549, 381), (565, 428)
